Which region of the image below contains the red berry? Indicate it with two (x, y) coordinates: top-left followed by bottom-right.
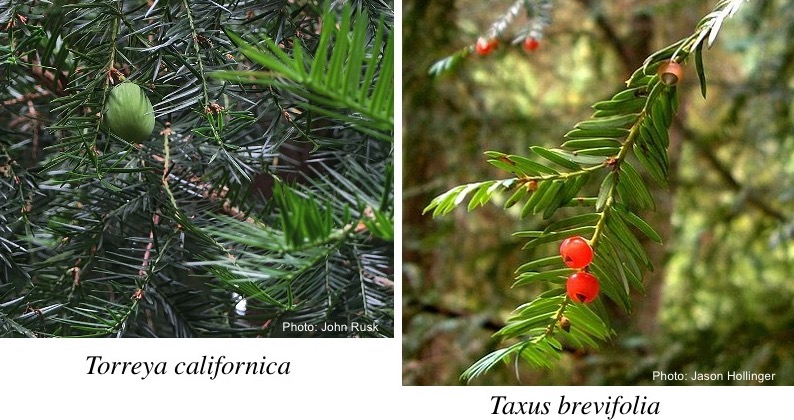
(658, 61), (683, 86)
(475, 37), (498, 56)
(559, 236), (593, 269)
(523, 37), (540, 52)
(566, 272), (599, 303)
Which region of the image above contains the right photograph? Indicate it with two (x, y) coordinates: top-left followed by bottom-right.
(403, 0), (794, 385)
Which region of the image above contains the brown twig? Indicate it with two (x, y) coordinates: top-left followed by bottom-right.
(139, 213), (161, 277)
(2, 91), (50, 106)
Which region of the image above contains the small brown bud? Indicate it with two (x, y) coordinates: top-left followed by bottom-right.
(559, 316), (571, 332)
(658, 61), (683, 86)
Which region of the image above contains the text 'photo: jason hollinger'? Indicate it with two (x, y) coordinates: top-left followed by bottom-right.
(0, 0), (394, 338)
(402, 0), (794, 386)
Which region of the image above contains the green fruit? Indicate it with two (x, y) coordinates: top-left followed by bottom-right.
(102, 82), (155, 143)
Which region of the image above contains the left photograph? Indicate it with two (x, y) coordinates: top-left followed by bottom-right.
(0, 0), (394, 338)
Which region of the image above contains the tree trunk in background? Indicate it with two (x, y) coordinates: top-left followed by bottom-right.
(624, 9), (693, 339)
(402, 0), (458, 300)
(403, 0), (469, 385)
(623, 11), (666, 338)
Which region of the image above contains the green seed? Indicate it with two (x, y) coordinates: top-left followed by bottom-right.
(102, 82), (155, 143)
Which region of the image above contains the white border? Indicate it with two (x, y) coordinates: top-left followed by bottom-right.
(3, 2), (791, 418)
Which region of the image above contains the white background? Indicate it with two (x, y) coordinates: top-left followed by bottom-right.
(1, 339), (788, 418)
(3, 2), (790, 418)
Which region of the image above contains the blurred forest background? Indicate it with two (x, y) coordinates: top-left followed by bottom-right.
(403, 0), (794, 385)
